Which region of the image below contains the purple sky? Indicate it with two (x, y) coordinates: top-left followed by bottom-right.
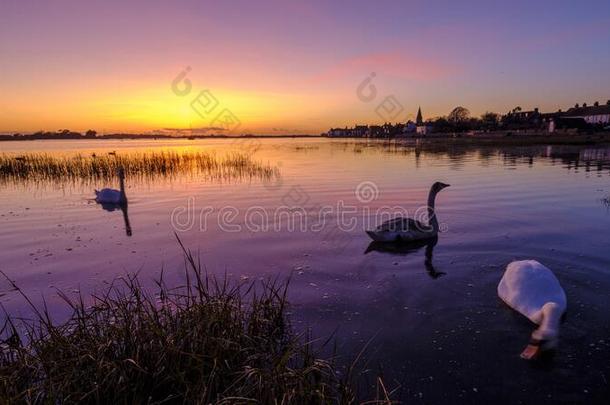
(1, 0), (610, 133)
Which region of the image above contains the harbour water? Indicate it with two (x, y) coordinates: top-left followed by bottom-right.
(1, 138), (610, 403)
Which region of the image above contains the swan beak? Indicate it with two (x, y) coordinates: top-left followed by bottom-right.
(520, 344), (541, 360)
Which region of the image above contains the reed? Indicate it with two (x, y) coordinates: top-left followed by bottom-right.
(0, 239), (396, 404)
(0, 151), (279, 185)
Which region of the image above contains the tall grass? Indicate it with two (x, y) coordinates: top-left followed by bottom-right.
(0, 239), (396, 404)
(0, 151), (279, 185)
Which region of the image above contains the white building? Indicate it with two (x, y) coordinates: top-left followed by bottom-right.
(416, 125), (431, 135)
(564, 101), (610, 125)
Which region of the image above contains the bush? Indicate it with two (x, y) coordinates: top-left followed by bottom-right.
(0, 239), (381, 404)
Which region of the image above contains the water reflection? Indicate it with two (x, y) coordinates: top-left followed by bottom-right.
(364, 236), (445, 279)
(322, 140), (610, 174)
(97, 202), (133, 237)
(2, 138), (610, 403)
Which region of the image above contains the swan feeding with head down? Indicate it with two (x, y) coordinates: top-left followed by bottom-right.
(95, 168), (127, 205)
(366, 182), (449, 242)
(498, 260), (567, 360)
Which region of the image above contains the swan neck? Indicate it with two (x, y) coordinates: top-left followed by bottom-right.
(427, 188), (439, 232)
(533, 303), (562, 340)
(121, 204), (132, 236)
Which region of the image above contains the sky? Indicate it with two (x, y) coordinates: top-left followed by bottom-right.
(1, 0), (610, 135)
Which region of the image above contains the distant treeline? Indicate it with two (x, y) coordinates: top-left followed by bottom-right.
(0, 130), (319, 141)
(0, 129), (172, 141)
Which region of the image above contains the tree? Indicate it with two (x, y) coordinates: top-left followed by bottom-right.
(429, 116), (451, 132)
(85, 129), (97, 138)
(480, 112), (500, 129)
(448, 106), (470, 123)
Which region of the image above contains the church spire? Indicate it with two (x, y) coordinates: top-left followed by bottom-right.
(416, 107), (423, 125)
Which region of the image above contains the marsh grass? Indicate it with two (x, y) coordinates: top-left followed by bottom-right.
(0, 151), (279, 186)
(0, 238), (396, 404)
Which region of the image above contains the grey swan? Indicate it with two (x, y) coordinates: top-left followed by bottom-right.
(366, 182), (449, 242)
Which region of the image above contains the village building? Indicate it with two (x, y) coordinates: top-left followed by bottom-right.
(563, 101), (610, 125)
(403, 120), (417, 133)
(326, 98), (610, 138)
(367, 125), (383, 137)
(352, 125), (368, 137)
(509, 108), (540, 122)
(327, 127), (349, 137)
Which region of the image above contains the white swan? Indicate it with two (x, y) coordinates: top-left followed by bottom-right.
(95, 169), (127, 205)
(366, 182), (449, 242)
(498, 260), (567, 360)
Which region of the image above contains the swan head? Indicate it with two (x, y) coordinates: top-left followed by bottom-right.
(520, 331), (559, 360)
(117, 168), (125, 180)
(431, 182), (450, 193)
(520, 302), (562, 360)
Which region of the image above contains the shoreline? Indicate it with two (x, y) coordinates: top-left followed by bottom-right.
(0, 134), (320, 142)
(2, 132), (610, 147)
(329, 131), (610, 146)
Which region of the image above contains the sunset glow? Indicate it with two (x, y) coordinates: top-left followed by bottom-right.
(2, 0), (610, 134)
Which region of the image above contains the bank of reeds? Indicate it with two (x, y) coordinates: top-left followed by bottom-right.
(0, 240), (395, 404)
(0, 151), (279, 185)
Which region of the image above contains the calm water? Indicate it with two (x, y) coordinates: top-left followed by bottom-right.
(1, 138), (610, 403)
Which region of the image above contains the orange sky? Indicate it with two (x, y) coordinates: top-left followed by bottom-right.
(1, 0), (610, 135)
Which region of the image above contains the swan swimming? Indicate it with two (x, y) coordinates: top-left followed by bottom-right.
(498, 260), (567, 360)
(366, 182), (449, 242)
(95, 168), (127, 205)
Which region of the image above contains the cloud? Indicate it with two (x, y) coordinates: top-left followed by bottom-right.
(271, 127), (306, 133)
(160, 126), (226, 134)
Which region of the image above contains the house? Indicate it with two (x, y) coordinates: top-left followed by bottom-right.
(540, 110), (565, 133)
(327, 127), (349, 137)
(563, 101), (610, 125)
(416, 125), (432, 135)
(501, 107), (544, 130)
(510, 108), (540, 121)
(367, 125), (383, 137)
(505, 108), (541, 123)
(381, 123), (394, 137)
(352, 125), (368, 137)
(403, 120), (417, 133)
